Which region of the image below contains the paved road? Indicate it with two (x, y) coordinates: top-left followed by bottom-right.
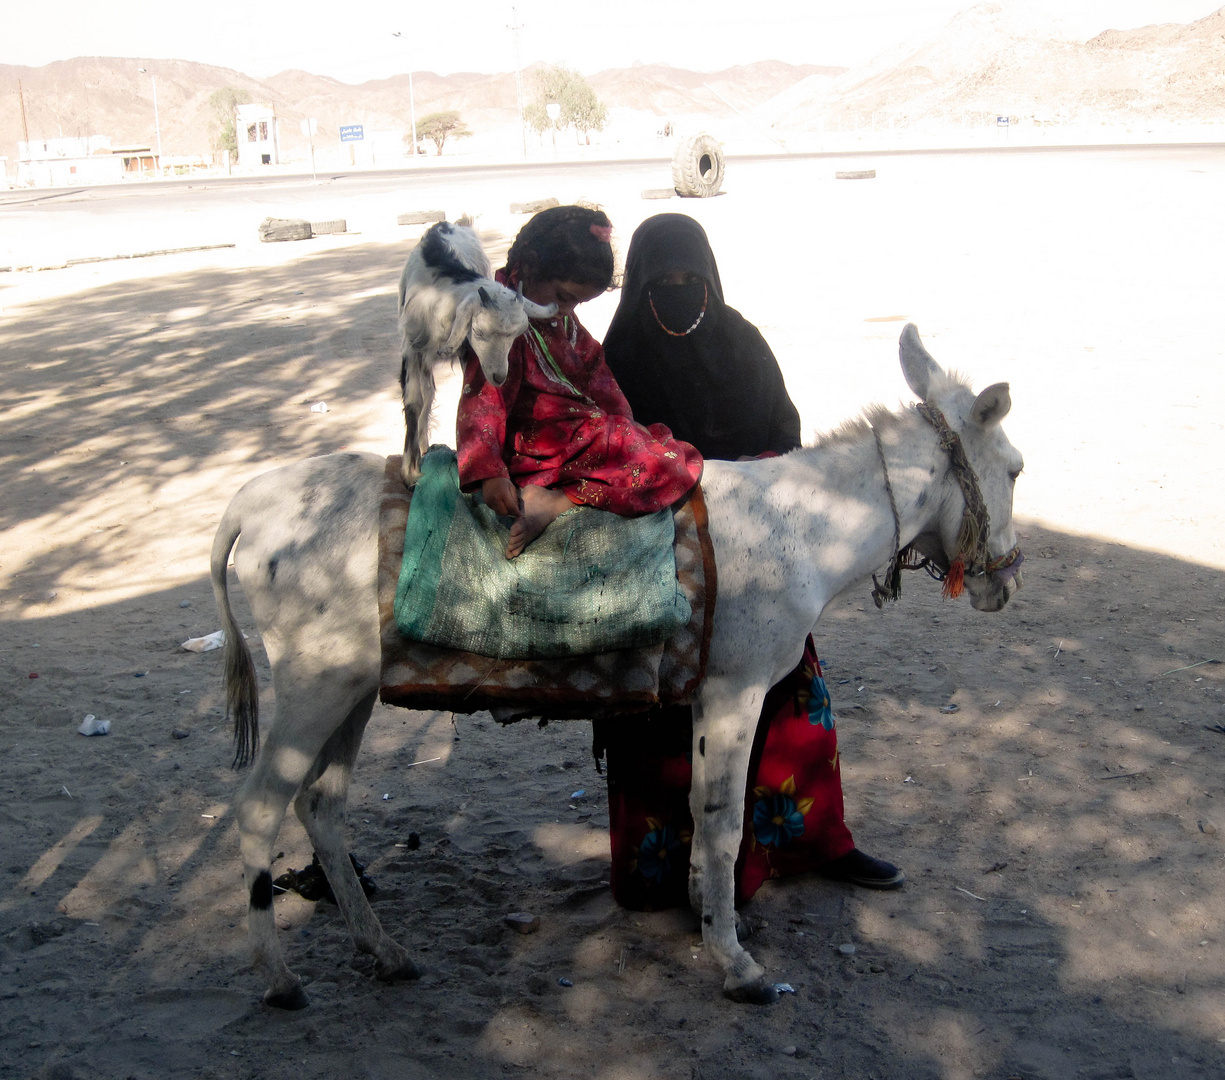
(3, 141), (1222, 214)
(2, 143), (1222, 269)
(0, 156), (671, 209)
(0, 157), (677, 266)
(0, 155), (730, 232)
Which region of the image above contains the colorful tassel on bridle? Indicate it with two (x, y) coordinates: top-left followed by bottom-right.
(942, 559), (965, 599)
(940, 482), (985, 599)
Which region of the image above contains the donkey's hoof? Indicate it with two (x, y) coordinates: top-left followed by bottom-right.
(375, 955), (421, 983)
(723, 976), (780, 1006)
(264, 983), (310, 1010)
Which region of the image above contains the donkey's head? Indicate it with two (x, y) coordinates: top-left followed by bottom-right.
(446, 282), (558, 387)
(900, 324), (1024, 613)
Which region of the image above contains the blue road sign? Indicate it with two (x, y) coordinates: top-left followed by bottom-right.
(340, 125), (365, 143)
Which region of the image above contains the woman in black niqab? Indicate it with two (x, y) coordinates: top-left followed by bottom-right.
(603, 213), (800, 461)
(595, 213), (903, 911)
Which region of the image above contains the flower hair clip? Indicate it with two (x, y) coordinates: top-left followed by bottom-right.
(589, 223), (613, 243)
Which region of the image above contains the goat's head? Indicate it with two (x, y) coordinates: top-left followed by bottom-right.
(446, 283), (558, 387)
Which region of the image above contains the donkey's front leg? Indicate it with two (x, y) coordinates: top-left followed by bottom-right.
(689, 685), (778, 1004)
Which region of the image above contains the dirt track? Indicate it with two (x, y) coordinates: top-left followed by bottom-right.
(2, 149), (1224, 1079)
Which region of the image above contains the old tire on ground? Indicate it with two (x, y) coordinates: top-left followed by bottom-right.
(310, 219), (348, 235)
(258, 217), (313, 243)
(671, 133), (725, 198)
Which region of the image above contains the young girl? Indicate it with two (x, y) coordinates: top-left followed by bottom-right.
(456, 206), (703, 558)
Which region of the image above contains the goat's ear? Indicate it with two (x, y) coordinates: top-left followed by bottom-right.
(445, 291), (481, 354)
(899, 323), (941, 401)
(477, 285), (494, 308)
(970, 382), (1011, 427)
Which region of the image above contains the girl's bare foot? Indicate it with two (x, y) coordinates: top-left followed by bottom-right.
(507, 486), (573, 558)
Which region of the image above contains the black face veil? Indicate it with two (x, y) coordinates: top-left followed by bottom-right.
(603, 213), (800, 460)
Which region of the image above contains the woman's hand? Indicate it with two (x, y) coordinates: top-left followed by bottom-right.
(481, 477), (522, 518)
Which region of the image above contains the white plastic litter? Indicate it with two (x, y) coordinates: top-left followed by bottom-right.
(310, 401), (329, 413)
(182, 630), (226, 652)
(78, 714), (110, 736)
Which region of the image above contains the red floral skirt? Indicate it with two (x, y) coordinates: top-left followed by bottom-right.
(597, 637), (854, 910)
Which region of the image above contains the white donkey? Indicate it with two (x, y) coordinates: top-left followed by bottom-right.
(211, 325), (1023, 1008)
(398, 221), (556, 486)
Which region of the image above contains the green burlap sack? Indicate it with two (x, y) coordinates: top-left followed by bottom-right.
(394, 447), (691, 659)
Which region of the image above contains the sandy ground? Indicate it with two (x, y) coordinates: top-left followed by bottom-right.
(2, 147), (1224, 1080)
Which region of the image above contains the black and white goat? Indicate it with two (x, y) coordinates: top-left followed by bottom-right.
(397, 221), (556, 486)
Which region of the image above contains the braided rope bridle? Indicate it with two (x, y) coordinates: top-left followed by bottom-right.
(871, 401), (1024, 608)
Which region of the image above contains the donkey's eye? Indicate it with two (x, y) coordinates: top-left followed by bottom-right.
(1009, 468), (1023, 483)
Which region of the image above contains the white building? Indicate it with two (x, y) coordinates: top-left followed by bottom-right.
(236, 104), (280, 166)
(15, 135), (158, 187)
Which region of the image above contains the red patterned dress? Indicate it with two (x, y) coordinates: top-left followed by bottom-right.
(456, 303), (702, 513)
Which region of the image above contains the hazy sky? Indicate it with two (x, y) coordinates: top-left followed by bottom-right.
(2, 1), (1219, 82)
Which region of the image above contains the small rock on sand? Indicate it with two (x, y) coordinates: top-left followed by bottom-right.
(504, 912), (541, 934)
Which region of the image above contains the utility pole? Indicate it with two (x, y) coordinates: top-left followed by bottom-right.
(17, 79), (30, 151)
(300, 117), (317, 180)
(391, 32), (418, 161)
(509, 7), (527, 159)
(138, 67), (164, 178)
(152, 75), (163, 176)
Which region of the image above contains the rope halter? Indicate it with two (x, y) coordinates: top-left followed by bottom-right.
(871, 400), (1024, 608)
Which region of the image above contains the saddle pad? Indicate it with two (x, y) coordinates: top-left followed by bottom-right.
(378, 456), (716, 719)
(393, 447), (690, 659)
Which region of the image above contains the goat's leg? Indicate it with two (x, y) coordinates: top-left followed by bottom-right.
(689, 683), (779, 1004)
(399, 354), (435, 487)
(294, 691), (419, 984)
(237, 684), (369, 1010)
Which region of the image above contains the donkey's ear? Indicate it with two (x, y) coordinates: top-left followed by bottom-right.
(445, 291), (481, 353)
(970, 382), (1011, 427)
(899, 323), (941, 401)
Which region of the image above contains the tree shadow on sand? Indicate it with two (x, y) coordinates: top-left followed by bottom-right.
(2, 525), (1223, 1080)
(2, 243), (1223, 1078)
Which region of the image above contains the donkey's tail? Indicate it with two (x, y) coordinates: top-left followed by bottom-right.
(210, 497), (260, 769)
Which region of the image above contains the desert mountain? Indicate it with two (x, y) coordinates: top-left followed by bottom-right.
(760, 2), (1225, 130)
(588, 60), (840, 114)
(0, 56), (831, 165)
(4, 4), (1223, 168)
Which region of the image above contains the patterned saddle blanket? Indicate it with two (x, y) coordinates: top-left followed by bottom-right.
(393, 447), (691, 660)
(378, 456), (716, 719)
